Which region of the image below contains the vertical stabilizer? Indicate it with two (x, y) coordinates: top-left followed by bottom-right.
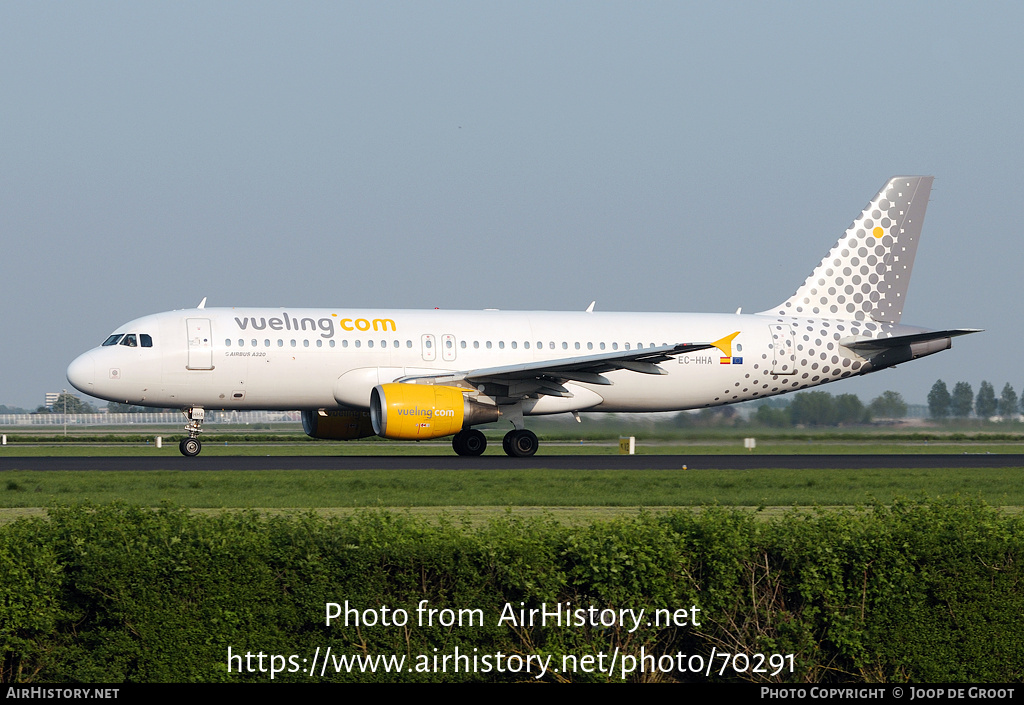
(763, 176), (933, 323)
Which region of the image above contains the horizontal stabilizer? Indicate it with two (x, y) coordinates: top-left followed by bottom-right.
(841, 329), (981, 353)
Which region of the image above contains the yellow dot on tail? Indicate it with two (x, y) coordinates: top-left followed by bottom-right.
(872, 226), (884, 239)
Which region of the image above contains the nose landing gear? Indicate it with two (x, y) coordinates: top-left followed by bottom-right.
(179, 436), (202, 457)
(179, 407), (204, 457)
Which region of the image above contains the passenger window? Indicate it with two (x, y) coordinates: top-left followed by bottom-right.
(574, 342), (580, 350)
(238, 339), (244, 347)
(303, 340), (309, 347)
(225, 339), (231, 346)
(264, 339), (270, 347)
(498, 341), (504, 349)
(561, 342), (568, 350)
(102, 334), (123, 346)
(329, 340), (335, 347)
(316, 340), (322, 348)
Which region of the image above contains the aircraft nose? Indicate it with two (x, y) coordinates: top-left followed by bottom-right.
(67, 351), (96, 394)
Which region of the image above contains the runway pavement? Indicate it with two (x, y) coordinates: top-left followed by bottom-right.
(3, 454), (1024, 471)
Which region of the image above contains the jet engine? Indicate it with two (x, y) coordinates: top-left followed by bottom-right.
(370, 383), (500, 440)
(301, 409), (376, 440)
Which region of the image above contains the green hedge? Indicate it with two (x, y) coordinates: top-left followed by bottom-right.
(1, 500), (1021, 682)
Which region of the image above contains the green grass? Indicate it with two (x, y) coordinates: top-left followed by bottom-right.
(1, 467), (1022, 509)
(4, 437), (1024, 455)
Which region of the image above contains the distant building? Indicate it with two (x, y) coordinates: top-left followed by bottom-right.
(45, 391), (80, 410)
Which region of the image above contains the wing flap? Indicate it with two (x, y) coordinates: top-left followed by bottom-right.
(396, 338), (733, 399)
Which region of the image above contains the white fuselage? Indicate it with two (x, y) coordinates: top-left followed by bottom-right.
(66, 306), (921, 414)
(63, 177), (973, 457)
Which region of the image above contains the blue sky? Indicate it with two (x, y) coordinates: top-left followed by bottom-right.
(2, 2), (1019, 409)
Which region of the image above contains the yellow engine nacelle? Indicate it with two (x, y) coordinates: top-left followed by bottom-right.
(370, 383), (499, 440)
(301, 409), (376, 440)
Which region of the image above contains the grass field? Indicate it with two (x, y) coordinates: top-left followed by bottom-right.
(2, 427), (1022, 521)
(4, 437), (1024, 455)
(2, 465), (1021, 512)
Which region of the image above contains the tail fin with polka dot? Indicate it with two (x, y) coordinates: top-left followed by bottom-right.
(763, 176), (933, 324)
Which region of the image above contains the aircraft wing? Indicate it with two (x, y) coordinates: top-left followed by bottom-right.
(397, 333), (738, 399)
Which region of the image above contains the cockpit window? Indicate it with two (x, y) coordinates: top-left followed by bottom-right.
(102, 334), (123, 346)
(120, 334), (138, 347)
(140, 334), (153, 347)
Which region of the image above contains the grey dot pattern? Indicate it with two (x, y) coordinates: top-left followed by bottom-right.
(770, 176), (933, 324)
(714, 318), (894, 404)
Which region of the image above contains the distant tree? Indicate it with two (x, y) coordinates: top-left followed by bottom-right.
(975, 381), (997, 419)
(0, 404), (29, 414)
(869, 391), (908, 420)
(950, 382), (974, 418)
(754, 405), (791, 427)
(927, 380), (951, 419)
(835, 394), (869, 425)
(998, 384), (1018, 419)
(50, 392), (96, 415)
(789, 392), (838, 426)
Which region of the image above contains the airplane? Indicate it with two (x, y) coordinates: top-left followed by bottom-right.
(67, 176), (977, 457)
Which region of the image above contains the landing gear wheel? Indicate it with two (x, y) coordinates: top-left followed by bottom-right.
(179, 437), (202, 457)
(462, 429), (487, 456)
(452, 429), (487, 456)
(503, 429), (538, 458)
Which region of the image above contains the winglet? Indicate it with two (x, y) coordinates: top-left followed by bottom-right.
(586, 301), (596, 313)
(197, 297), (207, 310)
(712, 331), (740, 358)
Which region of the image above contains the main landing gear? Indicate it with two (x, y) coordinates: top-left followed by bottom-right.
(502, 429), (538, 457)
(179, 406), (204, 457)
(452, 429), (487, 456)
(451, 428), (539, 457)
